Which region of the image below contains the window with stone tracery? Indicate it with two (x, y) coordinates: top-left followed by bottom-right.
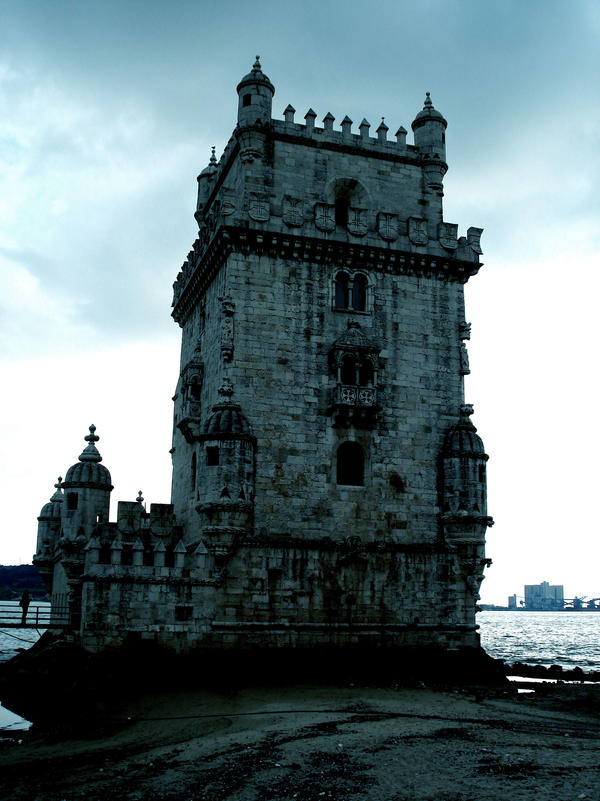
(333, 270), (369, 313)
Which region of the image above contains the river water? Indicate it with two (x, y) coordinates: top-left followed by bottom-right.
(1, 609), (599, 732)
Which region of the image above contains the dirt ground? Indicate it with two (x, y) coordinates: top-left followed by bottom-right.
(0, 683), (599, 801)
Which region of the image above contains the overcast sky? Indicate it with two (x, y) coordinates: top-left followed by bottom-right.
(1, 0), (599, 605)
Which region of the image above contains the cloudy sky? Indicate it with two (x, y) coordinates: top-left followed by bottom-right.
(1, 0), (599, 605)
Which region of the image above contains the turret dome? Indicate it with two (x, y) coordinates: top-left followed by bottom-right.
(443, 405), (487, 458)
(204, 380), (252, 436)
(411, 92), (447, 131)
(63, 425), (113, 489)
(236, 56), (275, 96)
(38, 477), (64, 520)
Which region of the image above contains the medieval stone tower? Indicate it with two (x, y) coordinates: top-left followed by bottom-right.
(34, 59), (492, 661)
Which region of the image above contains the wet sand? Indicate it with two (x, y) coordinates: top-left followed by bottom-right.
(0, 682), (599, 800)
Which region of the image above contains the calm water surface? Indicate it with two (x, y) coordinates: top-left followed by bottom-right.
(478, 610), (600, 671)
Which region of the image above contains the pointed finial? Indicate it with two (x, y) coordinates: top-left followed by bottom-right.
(424, 92), (433, 108)
(79, 425), (102, 463)
(50, 477), (64, 503)
(136, 490), (144, 505)
(253, 55), (261, 71)
(85, 424), (99, 443)
(209, 146), (217, 166)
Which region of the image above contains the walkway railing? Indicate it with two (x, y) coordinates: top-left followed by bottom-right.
(0, 602), (71, 629)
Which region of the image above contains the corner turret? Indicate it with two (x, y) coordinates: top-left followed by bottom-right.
(61, 425), (113, 541)
(236, 56), (275, 128)
(196, 146), (218, 219)
(412, 92), (447, 161)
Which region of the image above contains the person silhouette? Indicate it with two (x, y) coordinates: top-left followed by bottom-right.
(19, 589), (30, 625)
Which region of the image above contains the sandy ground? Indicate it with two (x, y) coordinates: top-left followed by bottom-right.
(0, 683), (599, 801)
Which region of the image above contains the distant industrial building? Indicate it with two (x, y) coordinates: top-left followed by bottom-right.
(524, 581), (564, 611)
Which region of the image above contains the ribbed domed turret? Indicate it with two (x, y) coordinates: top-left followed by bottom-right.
(411, 92), (447, 131)
(443, 405), (486, 457)
(236, 56), (275, 96)
(63, 425), (113, 489)
(38, 477), (64, 520)
(204, 380), (252, 436)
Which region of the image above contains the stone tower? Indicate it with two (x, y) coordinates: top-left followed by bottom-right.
(168, 58), (493, 656)
(33, 60), (493, 665)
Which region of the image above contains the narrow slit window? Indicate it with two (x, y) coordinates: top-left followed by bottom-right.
(242, 93), (252, 107)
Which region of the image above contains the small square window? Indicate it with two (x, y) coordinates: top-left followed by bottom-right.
(175, 605), (193, 622)
(206, 446), (219, 466)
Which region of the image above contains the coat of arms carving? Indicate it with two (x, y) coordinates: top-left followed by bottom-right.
(347, 207), (367, 236)
(220, 190), (236, 216)
(407, 217), (428, 245)
(438, 222), (458, 250)
(248, 193), (270, 222)
(377, 212), (398, 241)
(283, 195), (304, 227)
(314, 202), (335, 232)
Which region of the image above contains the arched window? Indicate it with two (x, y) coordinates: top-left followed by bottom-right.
(352, 274), (367, 312)
(358, 359), (374, 386)
(336, 442), (365, 486)
(335, 197), (349, 227)
(189, 376), (201, 401)
(340, 354), (357, 385)
(334, 272), (350, 310)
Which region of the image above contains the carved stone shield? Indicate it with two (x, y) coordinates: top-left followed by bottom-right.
(314, 202), (335, 231)
(220, 190), (236, 216)
(407, 217), (428, 245)
(347, 207), (367, 236)
(438, 222), (458, 250)
(248, 193), (270, 222)
(283, 195), (304, 227)
(377, 212), (398, 241)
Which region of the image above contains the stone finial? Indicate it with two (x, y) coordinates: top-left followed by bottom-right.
(376, 118), (388, 143)
(253, 55), (262, 72)
(136, 490), (144, 505)
(79, 425), (103, 463)
(323, 112), (335, 132)
(283, 104), (296, 123)
(50, 477), (64, 503)
(341, 115), (353, 136)
(359, 118), (370, 140)
(460, 404), (474, 419)
(304, 108), (317, 133)
(209, 146), (217, 167)
(424, 91), (433, 109)
(395, 126), (407, 146)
